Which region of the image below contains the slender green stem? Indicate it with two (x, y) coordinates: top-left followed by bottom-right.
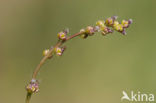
(26, 93), (32, 103)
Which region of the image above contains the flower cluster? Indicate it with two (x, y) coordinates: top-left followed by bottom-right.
(105, 16), (132, 35)
(42, 16), (132, 58)
(80, 16), (132, 38)
(43, 46), (66, 58)
(26, 79), (39, 94)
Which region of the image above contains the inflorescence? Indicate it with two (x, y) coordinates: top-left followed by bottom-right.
(26, 16), (132, 95)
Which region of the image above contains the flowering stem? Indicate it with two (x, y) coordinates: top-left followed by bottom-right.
(25, 16), (132, 103)
(32, 32), (82, 79)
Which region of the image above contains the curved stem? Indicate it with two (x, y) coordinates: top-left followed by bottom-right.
(26, 16), (132, 103)
(26, 32), (82, 103)
(32, 31), (82, 79)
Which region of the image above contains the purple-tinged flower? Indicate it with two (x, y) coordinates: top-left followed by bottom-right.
(121, 29), (127, 35)
(26, 79), (39, 93)
(121, 19), (133, 28)
(107, 27), (114, 33)
(55, 47), (66, 56)
(57, 32), (67, 40)
(128, 19), (133, 24)
(101, 27), (113, 36)
(105, 17), (114, 26)
(105, 16), (117, 27)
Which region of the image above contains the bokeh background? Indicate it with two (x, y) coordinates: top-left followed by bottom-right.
(0, 0), (156, 103)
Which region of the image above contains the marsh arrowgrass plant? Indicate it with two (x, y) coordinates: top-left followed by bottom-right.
(25, 16), (132, 103)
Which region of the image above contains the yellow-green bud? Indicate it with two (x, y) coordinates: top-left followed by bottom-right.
(43, 49), (50, 56)
(96, 20), (105, 27)
(80, 29), (85, 33)
(80, 34), (88, 39)
(105, 17), (114, 26)
(121, 20), (129, 28)
(114, 24), (123, 31)
(85, 26), (94, 36)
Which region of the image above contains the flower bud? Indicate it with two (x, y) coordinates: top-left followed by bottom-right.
(101, 27), (113, 36)
(128, 19), (133, 24)
(85, 26), (94, 36)
(43, 49), (49, 56)
(55, 47), (66, 56)
(105, 17), (114, 26)
(121, 29), (127, 35)
(80, 29), (85, 33)
(96, 20), (105, 27)
(114, 24), (124, 32)
(121, 20), (129, 28)
(113, 21), (119, 27)
(80, 34), (88, 39)
(43, 49), (53, 59)
(57, 32), (67, 40)
(26, 79), (39, 94)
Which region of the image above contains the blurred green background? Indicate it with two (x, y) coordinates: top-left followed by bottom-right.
(0, 0), (156, 103)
